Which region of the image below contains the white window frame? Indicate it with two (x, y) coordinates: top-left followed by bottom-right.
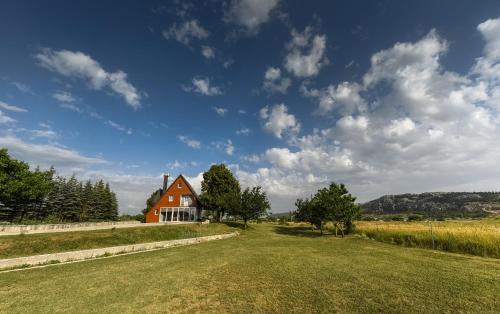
(177, 182), (182, 188)
(154, 209), (158, 215)
(168, 195), (173, 202)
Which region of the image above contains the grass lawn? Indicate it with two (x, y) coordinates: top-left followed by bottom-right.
(0, 223), (499, 313)
(0, 223), (234, 259)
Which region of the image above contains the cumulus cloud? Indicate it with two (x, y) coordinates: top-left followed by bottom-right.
(178, 135), (201, 149)
(260, 104), (300, 139)
(0, 101), (27, 112)
(36, 49), (141, 109)
(212, 106), (228, 116)
(236, 18), (500, 212)
(263, 67), (291, 94)
(284, 27), (328, 78)
(183, 77), (223, 96)
(302, 82), (366, 115)
(163, 19), (210, 45)
(224, 0), (280, 35)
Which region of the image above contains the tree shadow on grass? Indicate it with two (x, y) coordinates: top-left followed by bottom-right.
(273, 225), (325, 238)
(222, 221), (246, 230)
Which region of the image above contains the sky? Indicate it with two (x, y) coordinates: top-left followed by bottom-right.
(1, 0), (500, 214)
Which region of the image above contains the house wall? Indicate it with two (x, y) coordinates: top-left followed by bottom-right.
(145, 176), (199, 223)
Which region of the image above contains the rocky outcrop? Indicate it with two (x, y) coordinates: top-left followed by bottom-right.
(361, 192), (500, 217)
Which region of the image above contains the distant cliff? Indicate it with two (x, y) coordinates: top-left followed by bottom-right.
(361, 192), (500, 218)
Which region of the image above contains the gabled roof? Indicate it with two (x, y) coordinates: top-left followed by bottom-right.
(149, 174), (200, 210)
(176, 174), (200, 202)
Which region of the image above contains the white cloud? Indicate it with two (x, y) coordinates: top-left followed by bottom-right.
(477, 18), (500, 61)
(241, 154), (260, 163)
(213, 139), (235, 156)
(0, 111), (16, 124)
(260, 104), (300, 138)
(36, 48), (141, 109)
(236, 127), (251, 136)
(236, 19), (500, 213)
(183, 77), (223, 96)
(201, 45), (215, 59)
(224, 0), (280, 35)
(178, 135), (201, 149)
(163, 19), (209, 45)
(106, 120), (132, 135)
(0, 134), (106, 168)
(263, 67), (291, 94)
(10, 81), (33, 94)
(0, 101), (27, 112)
(52, 91), (77, 103)
(223, 59), (235, 68)
(303, 82), (366, 115)
(284, 27), (328, 78)
(30, 129), (59, 140)
(59, 103), (83, 113)
(212, 106), (228, 116)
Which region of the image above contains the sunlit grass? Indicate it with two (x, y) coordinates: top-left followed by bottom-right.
(0, 223), (498, 313)
(354, 218), (500, 258)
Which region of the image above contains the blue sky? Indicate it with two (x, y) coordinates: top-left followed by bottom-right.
(1, 0), (500, 213)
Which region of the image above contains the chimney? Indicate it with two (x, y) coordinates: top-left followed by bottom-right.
(163, 173), (169, 192)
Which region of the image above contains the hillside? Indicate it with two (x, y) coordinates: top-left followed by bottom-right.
(361, 192), (500, 218)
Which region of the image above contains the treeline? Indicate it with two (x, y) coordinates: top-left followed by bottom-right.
(0, 149), (118, 224)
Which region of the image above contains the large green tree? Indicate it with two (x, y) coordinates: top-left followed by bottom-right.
(200, 164), (240, 221)
(0, 149), (54, 223)
(233, 186), (270, 229)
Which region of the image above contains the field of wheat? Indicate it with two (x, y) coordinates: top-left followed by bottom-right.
(354, 219), (500, 258)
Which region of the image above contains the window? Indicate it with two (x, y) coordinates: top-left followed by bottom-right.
(154, 209), (158, 215)
(177, 182), (182, 188)
(168, 195), (173, 202)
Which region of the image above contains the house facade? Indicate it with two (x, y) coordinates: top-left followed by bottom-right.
(145, 174), (202, 223)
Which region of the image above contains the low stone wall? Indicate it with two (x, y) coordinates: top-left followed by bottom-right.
(0, 221), (141, 234)
(0, 232), (237, 270)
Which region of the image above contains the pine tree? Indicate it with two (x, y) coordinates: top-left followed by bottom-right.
(80, 180), (93, 221)
(60, 175), (81, 222)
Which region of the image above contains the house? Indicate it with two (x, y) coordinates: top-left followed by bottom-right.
(145, 174), (202, 223)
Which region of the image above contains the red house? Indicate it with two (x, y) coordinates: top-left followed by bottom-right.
(145, 174), (202, 223)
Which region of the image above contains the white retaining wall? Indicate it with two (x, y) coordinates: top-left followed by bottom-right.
(0, 221), (141, 233)
(0, 232), (237, 270)
(0, 221), (201, 236)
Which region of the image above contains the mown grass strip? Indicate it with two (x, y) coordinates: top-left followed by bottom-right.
(0, 223), (235, 259)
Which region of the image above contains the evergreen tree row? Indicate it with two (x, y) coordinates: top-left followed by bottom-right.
(0, 148), (118, 223)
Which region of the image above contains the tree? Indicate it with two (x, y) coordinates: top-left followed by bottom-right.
(234, 186), (270, 229)
(200, 164), (240, 222)
(295, 182), (361, 236)
(0, 149), (53, 223)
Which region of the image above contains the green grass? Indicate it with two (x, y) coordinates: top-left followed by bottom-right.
(0, 223), (499, 313)
(354, 219), (500, 258)
(0, 223), (234, 259)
